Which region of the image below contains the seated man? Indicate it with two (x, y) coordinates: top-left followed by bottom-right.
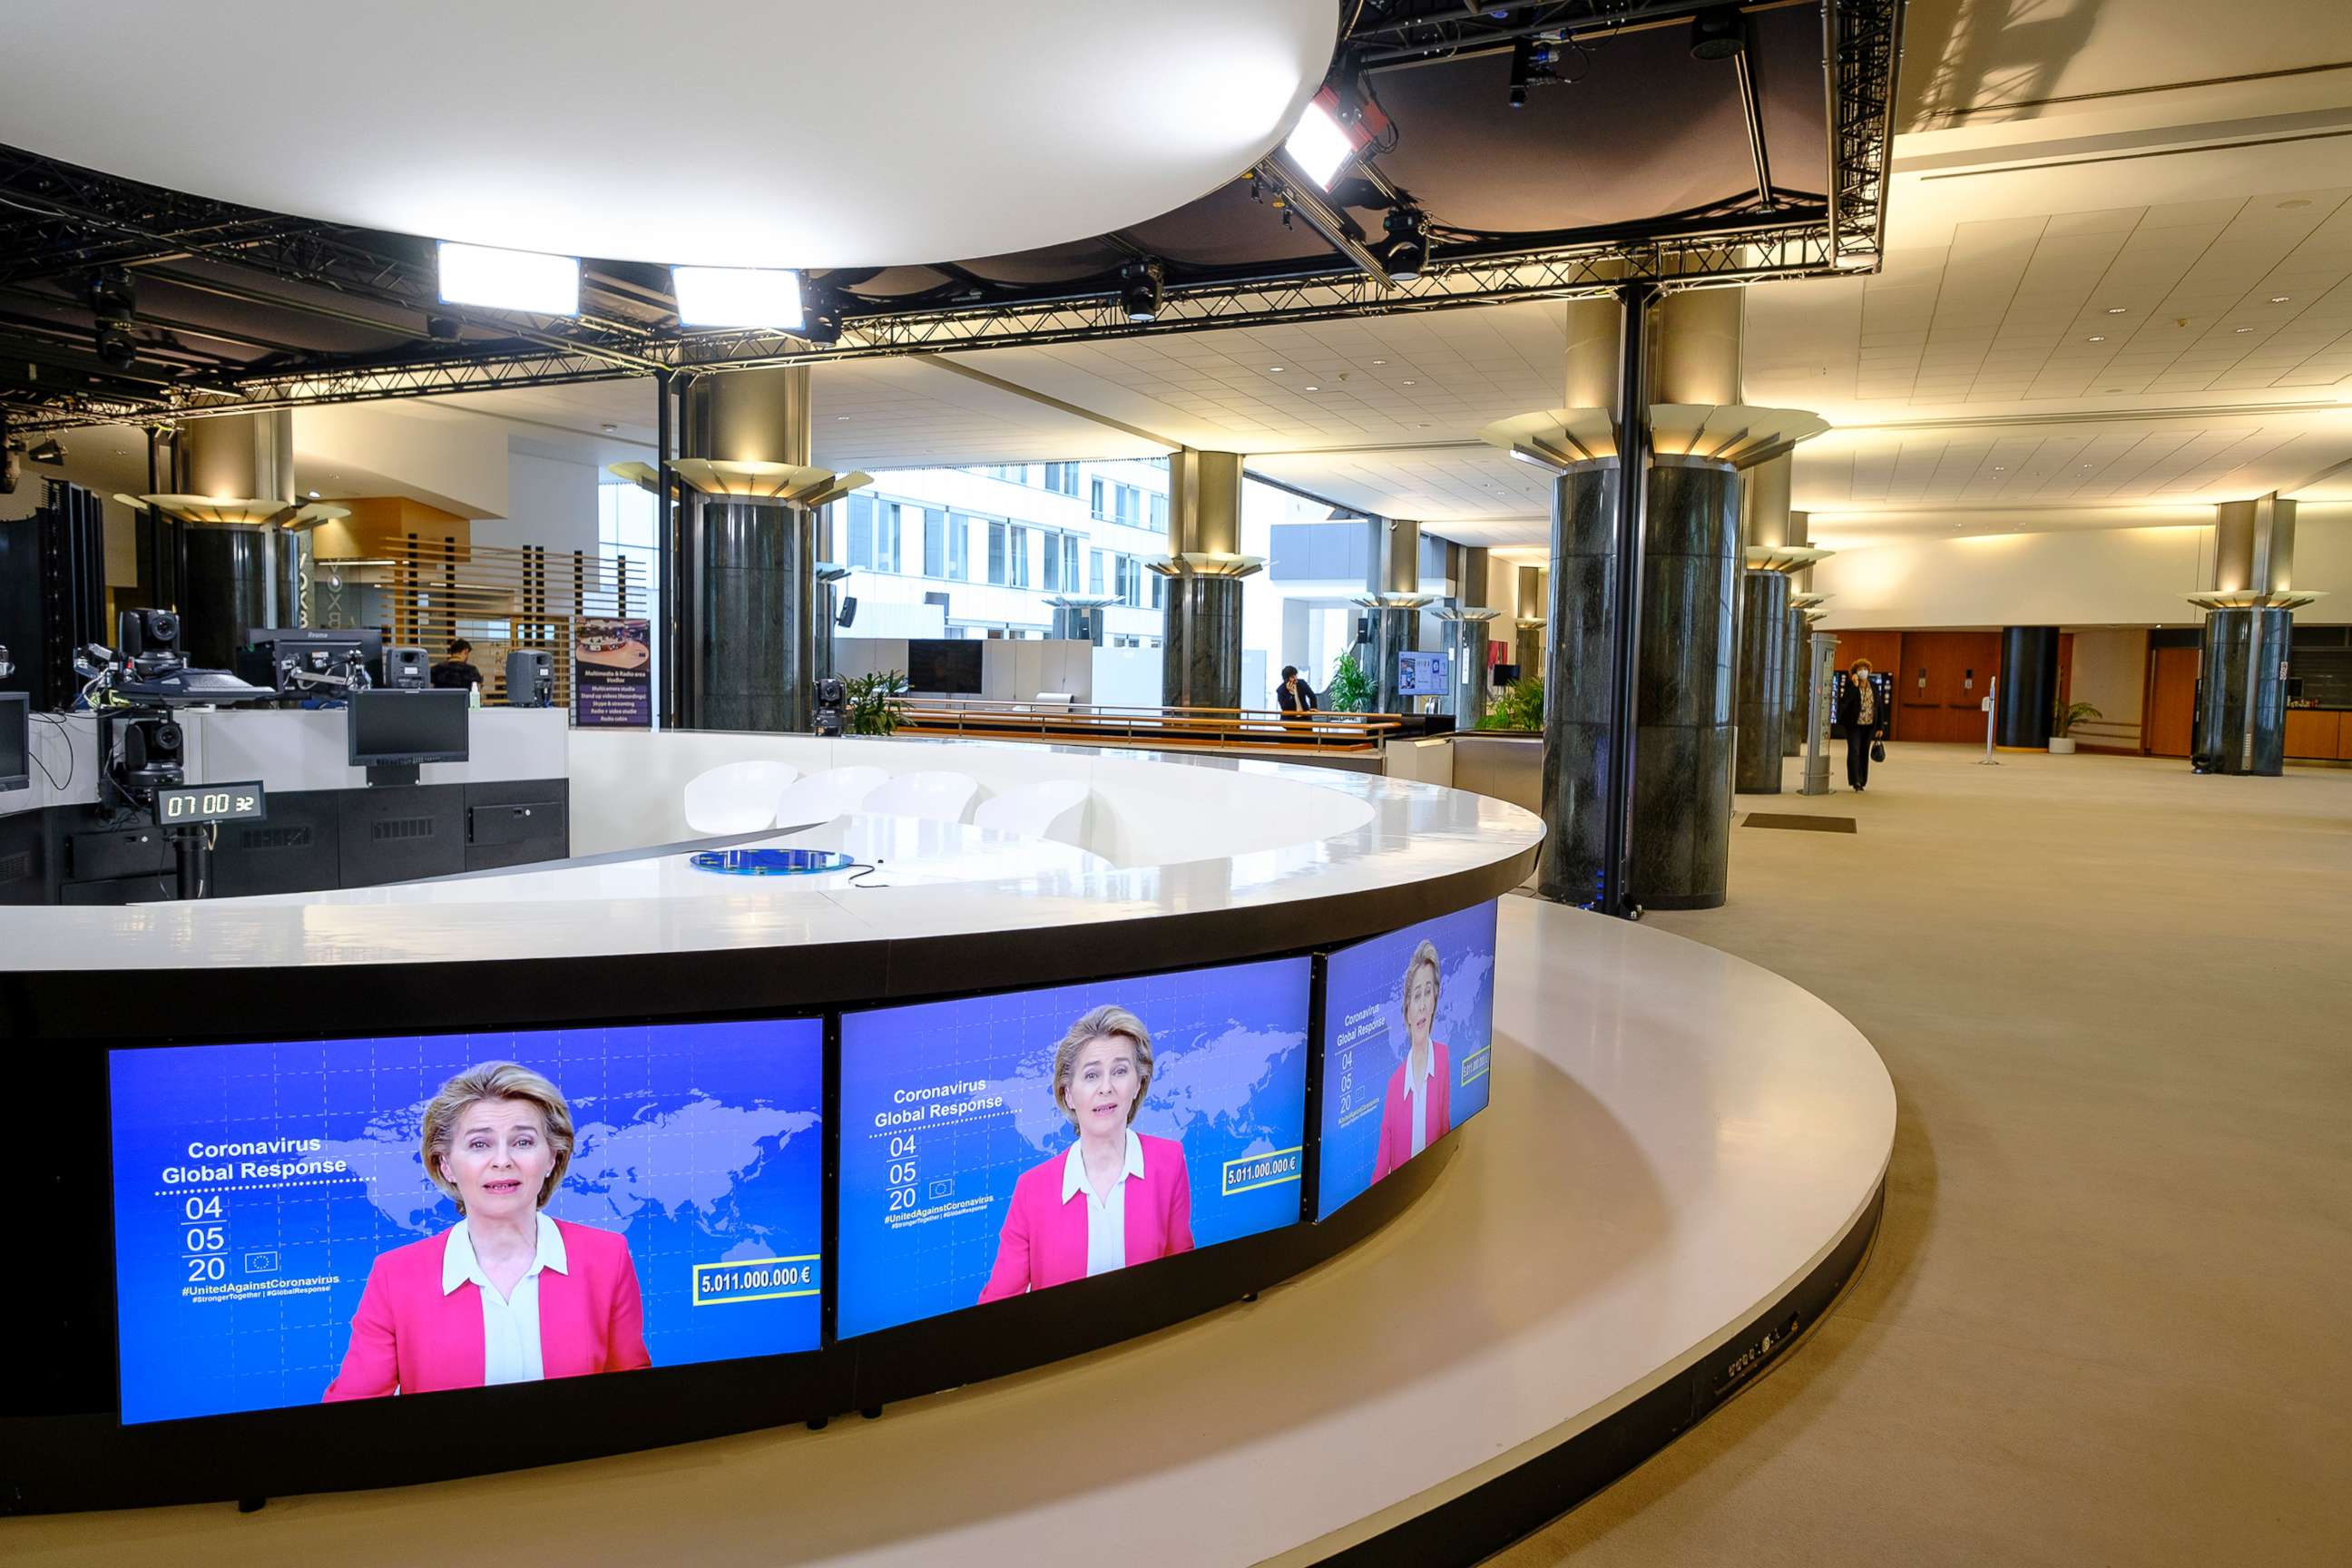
(429, 638), (484, 691)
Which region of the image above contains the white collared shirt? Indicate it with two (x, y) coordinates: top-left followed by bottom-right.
(1403, 1044), (1436, 1159)
(443, 1211), (568, 1386)
(1061, 1127), (1146, 1279)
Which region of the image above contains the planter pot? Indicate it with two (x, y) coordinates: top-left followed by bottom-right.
(2047, 736), (2077, 754)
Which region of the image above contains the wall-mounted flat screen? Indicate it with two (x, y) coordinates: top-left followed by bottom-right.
(347, 689), (471, 765)
(108, 1018), (824, 1424)
(906, 638), (984, 695)
(837, 957), (1310, 1338)
(1396, 649), (1448, 697)
(1316, 900), (1498, 1220)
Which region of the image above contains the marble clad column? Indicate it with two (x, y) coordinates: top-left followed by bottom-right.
(679, 366), (817, 731)
(1631, 457), (1743, 907)
(2190, 495), (2311, 776)
(170, 411), (305, 669)
(1158, 449), (1259, 708)
(1734, 568), (1789, 790)
(1994, 626), (2060, 750)
(1514, 565), (1545, 673)
(1535, 460), (1622, 905)
(1781, 509), (1818, 756)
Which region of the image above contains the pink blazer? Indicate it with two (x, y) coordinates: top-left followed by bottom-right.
(978, 1133), (1193, 1302)
(1371, 1040), (1452, 1183)
(323, 1219), (651, 1400)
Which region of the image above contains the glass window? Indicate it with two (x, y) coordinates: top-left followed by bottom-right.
(875, 502), (900, 574)
(1045, 462), (1079, 496)
(1090, 549), (1105, 595)
(848, 494), (876, 571)
(1091, 477), (1110, 521)
(1150, 571), (1164, 610)
(924, 508), (946, 578)
(949, 513), (969, 581)
(1061, 534), (1080, 590)
(987, 520), (1007, 585)
(1008, 524), (1031, 588)
(1150, 492), (1168, 531)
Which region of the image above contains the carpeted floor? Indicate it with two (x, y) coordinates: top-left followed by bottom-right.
(1493, 742), (2352, 1567)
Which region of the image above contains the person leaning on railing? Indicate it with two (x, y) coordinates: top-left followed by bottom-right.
(1276, 665), (1318, 727)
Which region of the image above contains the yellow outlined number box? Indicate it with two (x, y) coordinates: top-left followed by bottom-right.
(691, 1254), (821, 1307)
(1220, 1145), (1304, 1197)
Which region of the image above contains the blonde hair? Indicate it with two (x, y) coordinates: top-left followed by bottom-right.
(1052, 1004), (1154, 1127)
(420, 1061), (574, 1213)
(1402, 940), (1442, 1011)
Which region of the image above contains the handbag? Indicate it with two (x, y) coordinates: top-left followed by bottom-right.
(1870, 739), (1886, 763)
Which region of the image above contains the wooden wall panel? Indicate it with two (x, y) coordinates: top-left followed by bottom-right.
(2147, 645), (2199, 757)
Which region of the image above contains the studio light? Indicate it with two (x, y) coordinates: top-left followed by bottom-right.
(1690, 6), (1745, 60)
(672, 265), (805, 329)
(89, 266), (138, 369)
(436, 240), (580, 315)
(1283, 98), (1354, 190)
(1120, 263), (1163, 324)
(1382, 209), (1430, 282)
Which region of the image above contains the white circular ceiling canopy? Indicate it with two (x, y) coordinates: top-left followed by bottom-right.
(3, 0), (1337, 270)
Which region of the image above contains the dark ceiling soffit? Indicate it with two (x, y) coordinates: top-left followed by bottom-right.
(2, 0), (1900, 430)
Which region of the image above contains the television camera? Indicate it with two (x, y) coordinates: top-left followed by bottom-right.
(78, 610), (270, 898)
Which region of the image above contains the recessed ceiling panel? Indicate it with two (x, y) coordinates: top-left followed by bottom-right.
(0, 0), (1334, 270)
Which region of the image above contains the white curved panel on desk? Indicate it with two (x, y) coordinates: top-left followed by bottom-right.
(0, 741), (1534, 972)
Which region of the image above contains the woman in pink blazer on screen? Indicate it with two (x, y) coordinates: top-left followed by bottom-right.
(1372, 941), (1452, 1182)
(980, 1004), (1193, 1302)
(325, 1062), (650, 1401)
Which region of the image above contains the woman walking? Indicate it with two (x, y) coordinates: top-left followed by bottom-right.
(1835, 659), (1887, 792)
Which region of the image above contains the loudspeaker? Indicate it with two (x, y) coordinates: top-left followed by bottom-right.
(837, 594), (858, 629)
(505, 648), (554, 708)
(387, 647), (429, 691)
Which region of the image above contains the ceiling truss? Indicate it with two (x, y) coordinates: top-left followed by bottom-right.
(1, 0), (1902, 433)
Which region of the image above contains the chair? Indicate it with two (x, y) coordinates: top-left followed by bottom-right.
(858, 769), (981, 824)
(971, 779), (1092, 848)
(772, 765), (889, 827)
(681, 760), (801, 835)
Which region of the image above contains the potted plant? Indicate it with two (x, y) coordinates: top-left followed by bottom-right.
(1475, 675), (1544, 732)
(846, 670), (909, 736)
(2050, 699), (2100, 754)
(1326, 650), (1376, 713)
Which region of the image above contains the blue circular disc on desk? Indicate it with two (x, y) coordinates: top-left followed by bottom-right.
(688, 848), (854, 877)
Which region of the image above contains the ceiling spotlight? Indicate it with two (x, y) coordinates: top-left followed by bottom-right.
(29, 438), (66, 466)
(2270, 295), (2290, 303)
(1372, 358), (1387, 366)
(2087, 335), (2106, 342)
(93, 323), (139, 369)
(2104, 307), (2128, 315)
(1304, 386), (1320, 393)
(1119, 262), (1163, 324)
(2235, 326), (2253, 333)
(87, 266), (136, 323)
(600, 422), (618, 434)
(672, 265), (804, 328)
(1382, 208), (1431, 283)
(426, 314), (462, 340)
(1690, 5), (1746, 60)
(437, 240), (580, 315)
(307, 489), (320, 499)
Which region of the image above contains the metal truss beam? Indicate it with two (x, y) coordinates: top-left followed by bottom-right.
(1825, 0), (1904, 270)
(17, 220), (1840, 427)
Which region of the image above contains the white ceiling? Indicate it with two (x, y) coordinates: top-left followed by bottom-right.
(0, 0), (1330, 270)
(424, 3), (2352, 554)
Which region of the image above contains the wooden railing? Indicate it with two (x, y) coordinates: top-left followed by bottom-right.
(893, 699), (1406, 754)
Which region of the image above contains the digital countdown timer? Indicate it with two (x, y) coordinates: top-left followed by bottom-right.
(153, 780), (267, 826)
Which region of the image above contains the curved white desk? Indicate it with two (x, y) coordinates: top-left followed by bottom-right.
(0, 899), (1894, 1563)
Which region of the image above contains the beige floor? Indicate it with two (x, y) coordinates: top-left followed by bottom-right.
(1494, 742), (2352, 1567)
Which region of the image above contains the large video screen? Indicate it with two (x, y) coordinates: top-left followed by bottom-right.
(109, 1019), (823, 1424)
(906, 638), (984, 695)
(837, 957), (1310, 1339)
(1316, 901), (1498, 1220)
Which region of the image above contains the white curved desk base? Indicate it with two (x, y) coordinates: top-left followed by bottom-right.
(5, 899), (1894, 1566)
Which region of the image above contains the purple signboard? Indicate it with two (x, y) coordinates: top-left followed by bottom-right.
(573, 616), (652, 727)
